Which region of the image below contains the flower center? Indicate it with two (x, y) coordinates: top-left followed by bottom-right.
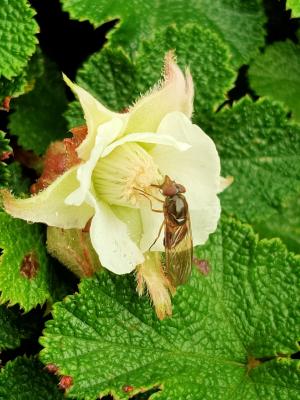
(92, 143), (163, 207)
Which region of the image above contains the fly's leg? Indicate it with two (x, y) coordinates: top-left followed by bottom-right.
(133, 187), (164, 212)
(149, 221), (164, 250)
(133, 187), (164, 248)
(133, 187), (164, 204)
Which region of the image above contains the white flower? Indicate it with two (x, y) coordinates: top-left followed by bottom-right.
(3, 53), (227, 276)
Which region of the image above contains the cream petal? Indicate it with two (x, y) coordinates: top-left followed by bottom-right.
(2, 167), (93, 229)
(111, 206), (143, 246)
(149, 111), (221, 246)
(101, 132), (190, 158)
(150, 111), (221, 208)
(87, 193), (144, 274)
(63, 75), (125, 160)
(123, 52), (194, 135)
(139, 204), (165, 253)
(189, 198), (221, 245)
(64, 117), (124, 206)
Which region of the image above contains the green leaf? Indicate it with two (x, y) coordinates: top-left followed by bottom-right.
(9, 57), (68, 155)
(40, 217), (300, 399)
(65, 24), (236, 130)
(64, 100), (85, 130)
(5, 162), (31, 196)
(249, 41), (300, 121)
(0, 131), (11, 157)
(46, 257), (79, 307)
(0, 211), (54, 311)
(209, 97), (300, 249)
(61, 0), (266, 67)
(135, 24), (236, 128)
(254, 193), (300, 254)
(77, 47), (137, 112)
(0, 0), (38, 80)
(0, 49), (44, 103)
(286, 0), (300, 17)
(0, 131), (12, 188)
(0, 305), (32, 350)
(0, 357), (64, 400)
(0, 74), (27, 104)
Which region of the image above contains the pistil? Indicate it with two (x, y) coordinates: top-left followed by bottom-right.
(92, 142), (163, 208)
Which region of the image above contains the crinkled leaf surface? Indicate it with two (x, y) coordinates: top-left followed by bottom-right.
(46, 257), (79, 307)
(0, 0), (38, 79)
(0, 305), (32, 350)
(61, 0), (266, 67)
(40, 217), (300, 399)
(286, 0), (300, 17)
(209, 98), (300, 250)
(134, 24), (236, 129)
(9, 57), (68, 155)
(249, 41), (300, 121)
(0, 357), (63, 400)
(64, 100), (85, 129)
(0, 131), (11, 157)
(0, 49), (44, 103)
(0, 131), (12, 187)
(0, 211), (54, 311)
(0, 73), (29, 104)
(5, 162), (31, 196)
(65, 25), (236, 129)
(254, 193), (300, 254)
(77, 47), (137, 112)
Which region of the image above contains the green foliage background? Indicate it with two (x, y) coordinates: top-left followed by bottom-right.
(0, 0), (300, 399)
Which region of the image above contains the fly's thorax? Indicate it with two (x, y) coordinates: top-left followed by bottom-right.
(164, 194), (188, 225)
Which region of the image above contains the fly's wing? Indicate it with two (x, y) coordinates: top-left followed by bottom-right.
(164, 215), (193, 287)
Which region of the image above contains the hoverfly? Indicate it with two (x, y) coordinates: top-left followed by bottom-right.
(150, 175), (193, 287)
